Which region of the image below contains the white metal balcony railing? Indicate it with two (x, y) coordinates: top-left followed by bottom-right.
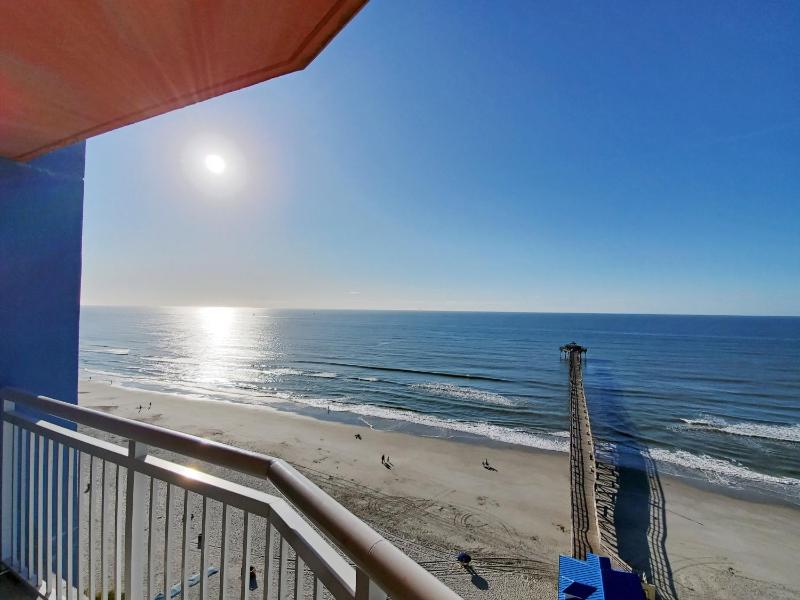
(0, 387), (462, 600)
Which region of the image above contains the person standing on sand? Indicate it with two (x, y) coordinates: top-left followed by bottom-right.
(457, 551), (476, 575)
(249, 566), (257, 590)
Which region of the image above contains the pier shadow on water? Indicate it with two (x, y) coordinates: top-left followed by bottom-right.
(588, 363), (678, 600)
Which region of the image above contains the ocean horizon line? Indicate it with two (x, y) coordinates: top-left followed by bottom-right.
(78, 303), (800, 319)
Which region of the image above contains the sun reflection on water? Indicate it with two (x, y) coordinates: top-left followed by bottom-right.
(198, 306), (236, 344)
(191, 307), (239, 385)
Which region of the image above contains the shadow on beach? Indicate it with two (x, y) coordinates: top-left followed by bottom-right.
(588, 363), (678, 600)
(461, 564), (489, 590)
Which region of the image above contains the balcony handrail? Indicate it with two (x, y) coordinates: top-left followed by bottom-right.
(1, 386), (463, 600)
(2, 407), (357, 599)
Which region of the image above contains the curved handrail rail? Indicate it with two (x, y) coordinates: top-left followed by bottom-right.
(1, 387), (462, 600)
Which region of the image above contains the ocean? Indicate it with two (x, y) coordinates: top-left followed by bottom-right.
(79, 307), (800, 505)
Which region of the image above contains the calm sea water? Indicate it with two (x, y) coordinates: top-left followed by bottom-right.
(79, 307), (800, 504)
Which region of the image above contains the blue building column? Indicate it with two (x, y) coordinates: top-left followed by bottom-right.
(0, 142), (85, 405)
(0, 142), (85, 582)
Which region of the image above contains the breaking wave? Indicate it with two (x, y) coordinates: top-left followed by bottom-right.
(84, 346), (130, 355)
(294, 360), (512, 382)
(412, 382), (515, 406)
(680, 417), (800, 443)
(262, 368), (303, 376)
(275, 395), (566, 452)
(649, 448), (800, 493)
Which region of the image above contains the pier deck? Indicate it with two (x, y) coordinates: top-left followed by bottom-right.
(565, 348), (604, 560)
(559, 344), (656, 599)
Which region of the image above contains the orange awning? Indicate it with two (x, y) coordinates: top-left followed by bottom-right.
(0, 0), (366, 161)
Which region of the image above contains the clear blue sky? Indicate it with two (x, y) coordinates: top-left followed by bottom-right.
(81, 1), (800, 315)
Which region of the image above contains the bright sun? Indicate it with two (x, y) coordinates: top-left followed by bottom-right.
(204, 153), (226, 175)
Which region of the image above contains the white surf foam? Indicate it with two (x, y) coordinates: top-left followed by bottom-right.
(262, 368), (302, 376)
(279, 395), (567, 452)
(680, 416), (800, 443)
(84, 346), (130, 355)
(308, 372), (337, 378)
(648, 447), (800, 491)
(355, 376), (380, 382)
(141, 356), (198, 365)
(81, 369), (564, 451)
(411, 382), (515, 406)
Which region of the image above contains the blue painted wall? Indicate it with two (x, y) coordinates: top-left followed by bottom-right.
(0, 143), (85, 407)
(0, 143), (85, 580)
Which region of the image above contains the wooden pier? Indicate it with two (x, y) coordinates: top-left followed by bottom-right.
(561, 343), (603, 560)
(559, 344), (658, 598)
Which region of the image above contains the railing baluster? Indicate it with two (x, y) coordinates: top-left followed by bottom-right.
(278, 538), (288, 600)
(218, 503), (229, 600)
(19, 428), (26, 575)
(115, 464), (123, 599)
(294, 555), (305, 600)
(239, 512), (251, 600)
(12, 425), (19, 569)
(37, 435), (44, 589)
(313, 578), (323, 600)
(181, 488), (190, 599)
(263, 521), (275, 600)
(56, 442), (64, 600)
(0, 401), (13, 564)
(101, 460), (108, 600)
(67, 447), (75, 600)
(77, 452), (84, 600)
(148, 476), (156, 600)
(27, 431), (35, 581)
(89, 456), (96, 600)
(45, 437), (54, 595)
(355, 568), (387, 600)
(124, 441), (148, 600)
(199, 496), (209, 600)
(164, 483), (173, 600)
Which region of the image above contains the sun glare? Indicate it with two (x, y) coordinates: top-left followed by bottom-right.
(204, 153), (226, 174)
(198, 306), (235, 342)
(180, 134), (250, 198)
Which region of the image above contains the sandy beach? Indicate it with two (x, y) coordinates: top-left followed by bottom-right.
(78, 380), (800, 599)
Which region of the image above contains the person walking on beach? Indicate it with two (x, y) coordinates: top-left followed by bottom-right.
(381, 454), (385, 464)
